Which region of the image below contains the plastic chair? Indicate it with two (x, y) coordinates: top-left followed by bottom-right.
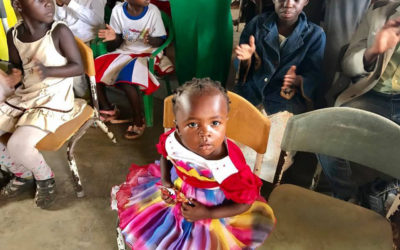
(115, 91), (271, 249)
(1, 37), (116, 198)
(143, 10), (175, 127)
(263, 107), (400, 249)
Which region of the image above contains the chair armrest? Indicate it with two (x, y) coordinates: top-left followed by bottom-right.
(149, 11), (174, 74)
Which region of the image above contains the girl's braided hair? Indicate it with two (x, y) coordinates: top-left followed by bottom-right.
(172, 78), (230, 114)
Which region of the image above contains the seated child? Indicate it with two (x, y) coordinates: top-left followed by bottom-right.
(0, 0), (84, 209)
(54, 0), (106, 43)
(112, 78), (276, 249)
(235, 0), (326, 115)
(95, 0), (173, 139)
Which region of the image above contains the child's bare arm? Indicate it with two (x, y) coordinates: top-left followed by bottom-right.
(6, 28), (22, 70)
(5, 29), (23, 87)
(160, 156), (173, 187)
(181, 199), (251, 222)
(34, 24), (83, 80)
(160, 156), (175, 204)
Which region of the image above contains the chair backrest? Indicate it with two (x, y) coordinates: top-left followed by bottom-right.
(74, 37), (96, 77)
(163, 91), (270, 154)
(281, 107), (400, 179)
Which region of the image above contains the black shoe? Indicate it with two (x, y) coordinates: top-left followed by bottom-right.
(0, 169), (13, 189)
(35, 178), (56, 209)
(0, 176), (35, 199)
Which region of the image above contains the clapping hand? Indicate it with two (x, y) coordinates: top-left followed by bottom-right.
(98, 24), (117, 42)
(235, 35), (256, 61)
(55, 0), (71, 6)
(370, 17), (400, 55)
(281, 65), (301, 100)
(0, 68), (22, 88)
(33, 60), (48, 81)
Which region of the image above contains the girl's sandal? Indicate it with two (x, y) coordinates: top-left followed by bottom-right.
(124, 124), (145, 140)
(99, 105), (120, 123)
(0, 177), (35, 199)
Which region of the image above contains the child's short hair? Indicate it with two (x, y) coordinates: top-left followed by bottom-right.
(172, 77), (230, 114)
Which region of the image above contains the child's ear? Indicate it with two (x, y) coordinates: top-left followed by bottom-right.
(174, 120), (180, 134)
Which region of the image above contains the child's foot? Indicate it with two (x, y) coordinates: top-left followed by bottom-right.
(35, 178), (56, 209)
(99, 105), (120, 123)
(124, 124), (145, 140)
(0, 176), (35, 199)
(0, 169), (13, 189)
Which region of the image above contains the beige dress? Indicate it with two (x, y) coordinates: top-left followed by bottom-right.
(0, 21), (85, 133)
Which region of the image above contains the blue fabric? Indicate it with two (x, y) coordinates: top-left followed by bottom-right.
(236, 12), (326, 115)
(318, 90), (400, 200)
(116, 58), (137, 83)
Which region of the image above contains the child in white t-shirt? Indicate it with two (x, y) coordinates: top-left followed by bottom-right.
(95, 0), (173, 139)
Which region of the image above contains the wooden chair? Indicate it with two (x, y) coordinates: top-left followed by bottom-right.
(0, 38), (116, 198)
(263, 107), (400, 249)
(115, 91), (271, 250)
(163, 91), (271, 175)
(35, 37), (117, 198)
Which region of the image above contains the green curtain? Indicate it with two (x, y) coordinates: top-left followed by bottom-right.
(170, 0), (233, 86)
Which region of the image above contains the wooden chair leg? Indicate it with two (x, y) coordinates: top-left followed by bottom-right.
(253, 153), (263, 176)
(273, 150), (287, 186)
(310, 162), (322, 190)
(94, 118), (117, 143)
(67, 119), (94, 198)
(387, 193), (400, 219)
(116, 219), (126, 250)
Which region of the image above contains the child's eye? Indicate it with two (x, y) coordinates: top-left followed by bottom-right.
(211, 121), (221, 126)
(187, 122), (198, 128)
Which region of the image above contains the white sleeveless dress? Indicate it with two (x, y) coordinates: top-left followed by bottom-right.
(0, 21), (85, 133)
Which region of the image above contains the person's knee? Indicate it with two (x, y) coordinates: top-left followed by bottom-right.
(7, 134), (35, 163)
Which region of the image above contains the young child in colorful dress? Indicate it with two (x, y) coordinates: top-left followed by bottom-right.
(112, 78), (276, 249)
(0, 0), (84, 208)
(95, 0), (173, 139)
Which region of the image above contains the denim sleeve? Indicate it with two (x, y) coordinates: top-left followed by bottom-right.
(239, 15), (259, 45)
(298, 28), (326, 102)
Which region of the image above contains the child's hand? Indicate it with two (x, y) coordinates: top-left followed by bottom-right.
(0, 68), (22, 88)
(160, 179), (175, 204)
(370, 17), (400, 55)
(281, 65), (302, 100)
(282, 66), (301, 88)
(181, 199), (211, 222)
(142, 29), (151, 44)
(33, 60), (48, 81)
(56, 0), (70, 6)
(98, 24), (116, 42)
(160, 186), (176, 205)
(235, 35), (256, 61)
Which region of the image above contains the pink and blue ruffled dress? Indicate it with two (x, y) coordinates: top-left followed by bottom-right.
(112, 130), (276, 249)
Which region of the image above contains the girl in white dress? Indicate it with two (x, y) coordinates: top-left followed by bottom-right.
(0, 0), (84, 209)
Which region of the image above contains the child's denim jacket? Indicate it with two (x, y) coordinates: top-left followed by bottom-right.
(236, 12), (326, 114)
